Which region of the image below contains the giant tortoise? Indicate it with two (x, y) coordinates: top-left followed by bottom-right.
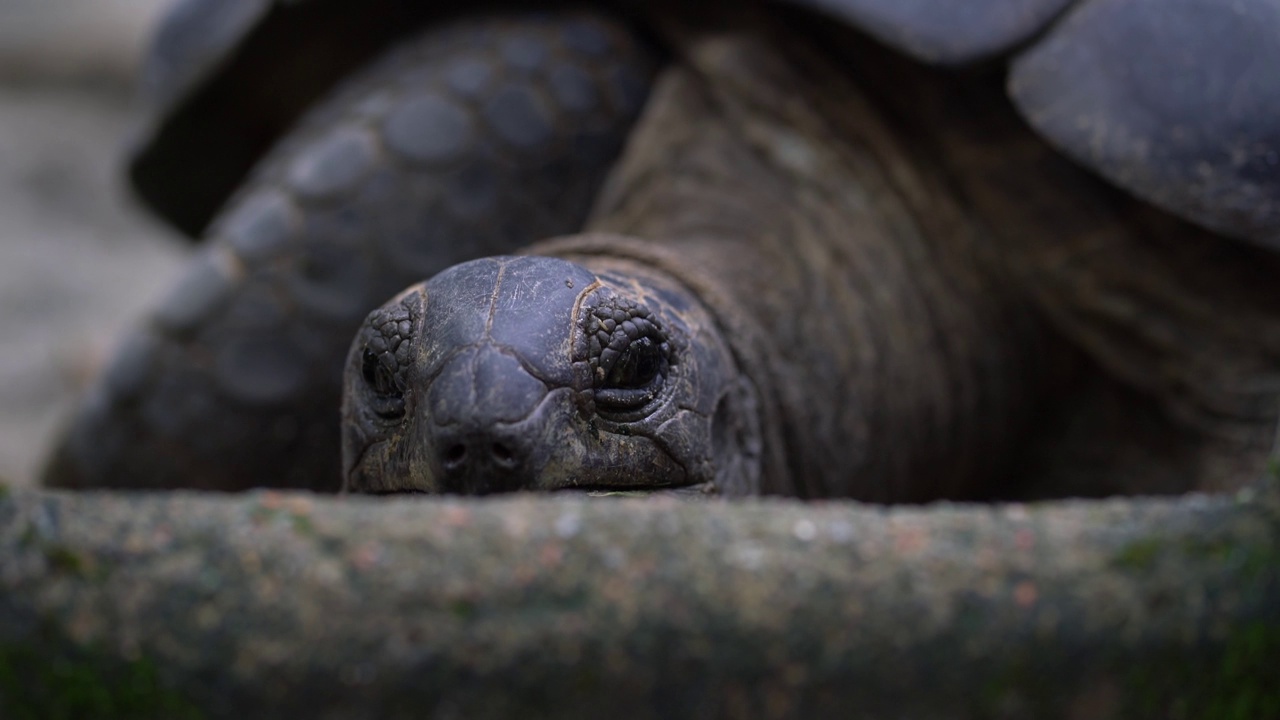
(42, 0), (1280, 499)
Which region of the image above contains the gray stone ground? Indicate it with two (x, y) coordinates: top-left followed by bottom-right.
(0, 0), (183, 486)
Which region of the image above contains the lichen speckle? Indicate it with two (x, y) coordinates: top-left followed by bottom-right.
(791, 519), (817, 541)
(1113, 537), (1163, 570)
(0, 643), (201, 720)
(0, 485), (1274, 718)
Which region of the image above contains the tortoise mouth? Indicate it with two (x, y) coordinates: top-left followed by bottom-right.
(555, 481), (719, 499)
(385, 384), (698, 497)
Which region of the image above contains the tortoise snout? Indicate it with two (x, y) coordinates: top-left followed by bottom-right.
(434, 422), (533, 494)
(424, 344), (550, 494)
(441, 435), (518, 472)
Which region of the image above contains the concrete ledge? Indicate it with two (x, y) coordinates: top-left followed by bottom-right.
(1, 483), (1277, 719)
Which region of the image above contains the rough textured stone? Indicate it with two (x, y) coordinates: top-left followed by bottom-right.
(0, 479), (1276, 719)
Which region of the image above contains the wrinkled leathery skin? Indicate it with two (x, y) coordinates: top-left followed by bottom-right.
(344, 16), (1280, 500)
(43, 11), (658, 491)
(345, 27), (1048, 501)
(543, 43), (1045, 501)
(342, 254), (759, 496)
(588, 24), (1280, 499)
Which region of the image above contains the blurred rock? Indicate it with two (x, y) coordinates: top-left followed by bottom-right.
(0, 0), (185, 485)
(0, 484), (1276, 719)
(0, 0), (169, 88)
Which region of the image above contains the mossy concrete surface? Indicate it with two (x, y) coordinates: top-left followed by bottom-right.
(0, 482), (1277, 719)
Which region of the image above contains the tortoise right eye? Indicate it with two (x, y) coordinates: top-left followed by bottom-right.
(604, 336), (663, 391)
(579, 292), (674, 417)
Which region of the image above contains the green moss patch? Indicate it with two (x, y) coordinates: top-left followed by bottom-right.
(1113, 537), (1163, 571)
(1126, 621), (1280, 720)
(1112, 527), (1278, 583)
(0, 642), (202, 720)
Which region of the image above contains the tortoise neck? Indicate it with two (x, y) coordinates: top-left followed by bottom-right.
(540, 28), (1062, 500)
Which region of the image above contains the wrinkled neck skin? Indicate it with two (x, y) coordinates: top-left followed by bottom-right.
(348, 16), (1280, 499)
(537, 26), (1048, 501)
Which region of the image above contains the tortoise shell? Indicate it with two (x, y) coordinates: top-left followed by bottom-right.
(131, 0), (1280, 247)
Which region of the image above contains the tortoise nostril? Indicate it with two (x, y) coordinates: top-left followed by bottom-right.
(433, 427), (531, 492)
(491, 441), (515, 466)
(443, 443), (467, 468)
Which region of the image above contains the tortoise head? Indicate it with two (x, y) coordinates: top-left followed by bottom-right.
(341, 255), (760, 496)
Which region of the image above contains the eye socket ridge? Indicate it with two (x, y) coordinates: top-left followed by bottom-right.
(354, 294), (420, 421)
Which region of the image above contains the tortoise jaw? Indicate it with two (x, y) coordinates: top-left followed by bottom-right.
(556, 481), (720, 499)
(411, 385), (695, 496)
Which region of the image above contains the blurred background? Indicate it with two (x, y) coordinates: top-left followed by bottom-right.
(0, 0), (184, 486)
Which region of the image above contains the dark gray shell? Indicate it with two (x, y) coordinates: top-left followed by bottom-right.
(134, 0), (1280, 247)
(130, 0), (466, 236)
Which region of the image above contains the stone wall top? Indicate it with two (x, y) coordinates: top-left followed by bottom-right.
(1, 482), (1277, 718)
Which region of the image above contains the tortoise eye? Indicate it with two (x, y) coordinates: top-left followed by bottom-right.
(605, 336), (662, 390)
(595, 332), (669, 413)
(361, 347), (405, 418)
(351, 293), (419, 423)
(581, 293), (673, 415)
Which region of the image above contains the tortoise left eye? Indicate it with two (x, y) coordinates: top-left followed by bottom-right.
(361, 347), (405, 418)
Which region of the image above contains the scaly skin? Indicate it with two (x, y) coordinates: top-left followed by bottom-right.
(344, 21), (1052, 500)
(344, 14), (1280, 499)
(575, 18), (1280, 498)
(341, 254), (757, 496)
(539, 29), (1049, 500)
(43, 11), (658, 491)
(822, 18), (1280, 496)
(579, 20), (1280, 498)
(48, 7), (1280, 499)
